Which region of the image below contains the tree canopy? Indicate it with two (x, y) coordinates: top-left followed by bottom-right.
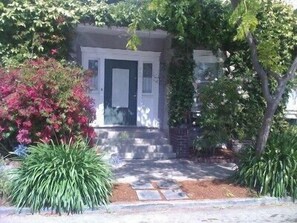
(230, 0), (297, 153)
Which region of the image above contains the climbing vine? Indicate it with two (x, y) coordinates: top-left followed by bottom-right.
(168, 40), (195, 127)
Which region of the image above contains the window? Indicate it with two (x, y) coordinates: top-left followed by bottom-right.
(194, 62), (219, 83)
(142, 63), (153, 93)
(192, 50), (222, 114)
(88, 60), (99, 90)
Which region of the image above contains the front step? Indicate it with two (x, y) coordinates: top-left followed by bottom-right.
(99, 137), (169, 145)
(95, 128), (176, 160)
(101, 144), (173, 154)
(120, 152), (176, 159)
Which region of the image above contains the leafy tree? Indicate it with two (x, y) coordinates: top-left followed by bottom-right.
(230, 0), (297, 154)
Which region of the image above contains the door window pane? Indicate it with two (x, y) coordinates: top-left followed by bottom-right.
(142, 63), (152, 93)
(112, 68), (129, 108)
(88, 60), (99, 90)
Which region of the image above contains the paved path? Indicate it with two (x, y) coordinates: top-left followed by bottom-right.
(1, 201), (296, 223)
(113, 159), (237, 183)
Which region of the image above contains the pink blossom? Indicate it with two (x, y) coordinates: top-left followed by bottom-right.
(79, 116), (88, 125)
(40, 126), (52, 143)
(16, 129), (31, 144)
(22, 121), (32, 128)
(50, 48), (58, 55)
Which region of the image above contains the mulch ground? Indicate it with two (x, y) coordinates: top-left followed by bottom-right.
(110, 179), (255, 202)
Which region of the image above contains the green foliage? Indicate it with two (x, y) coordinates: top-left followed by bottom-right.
(205, 0), (295, 152)
(164, 0), (232, 127)
(234, 127), (297, 200)
(168, 41), (194, 127)
(196, 44), (289, 150)
(108, 0), (158, 50)
(0, 156), (10, 199)
(9, 139), (112, 214)
(196, 77), (246, 149)
(229, 0), (260, 40)
(255, 1), (297, 74)
(230, 0), (297, 74)
(150, 0), (232, 49)
(0, 0), (108, 65)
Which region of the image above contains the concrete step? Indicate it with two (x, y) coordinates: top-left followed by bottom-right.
(95, 128), (166, 139)
(101, 144), (174, 154)
(94, 127), (175, 160)
(119, 152), (176, 160)
(98, 137), (169, 145)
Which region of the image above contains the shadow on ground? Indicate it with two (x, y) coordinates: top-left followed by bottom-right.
(113, 159), (237, 183)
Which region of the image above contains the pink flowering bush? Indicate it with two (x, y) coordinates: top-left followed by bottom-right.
(0, 58), (95, 149)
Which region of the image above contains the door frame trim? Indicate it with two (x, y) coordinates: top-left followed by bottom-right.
(81, 47), (161, 127)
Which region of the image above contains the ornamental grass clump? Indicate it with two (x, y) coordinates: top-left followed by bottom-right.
(9, 139), (113, 214)
(234, 127), (297, 200)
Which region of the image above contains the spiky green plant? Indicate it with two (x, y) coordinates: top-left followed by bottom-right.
(9, 139), (112, 214)
(0, 156), (11, 199)
(234, 127), (297, 200)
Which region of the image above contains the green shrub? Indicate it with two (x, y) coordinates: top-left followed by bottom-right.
(194, 76), (259, 150)
(9, 139), (112, 214)
(0, 156), (11, 199)
(234, 127), (297, 200)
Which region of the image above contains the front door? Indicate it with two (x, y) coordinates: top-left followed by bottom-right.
(104, 59), (138, 125)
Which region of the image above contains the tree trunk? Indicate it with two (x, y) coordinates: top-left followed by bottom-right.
(255, 102), (278, 154)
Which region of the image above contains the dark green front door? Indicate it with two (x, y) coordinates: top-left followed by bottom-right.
(104, 59), (138, 125)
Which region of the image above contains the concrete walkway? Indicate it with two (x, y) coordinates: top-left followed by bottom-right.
(112, 159), (238, 183)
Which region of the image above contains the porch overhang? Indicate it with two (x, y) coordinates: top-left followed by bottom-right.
(76, 24), (169, 39)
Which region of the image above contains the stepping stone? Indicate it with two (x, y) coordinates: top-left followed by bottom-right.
(157, 180), (180, 190)
(136, 190), (162, 201)
(161, 189), (188, 200)
(131, 180), (154, 190)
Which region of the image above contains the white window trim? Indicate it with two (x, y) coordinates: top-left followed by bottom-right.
(141, 61), (154, 95)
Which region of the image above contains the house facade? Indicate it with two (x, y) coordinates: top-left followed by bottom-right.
(72, 24), (297, 132)
(72, 24), (221, 132)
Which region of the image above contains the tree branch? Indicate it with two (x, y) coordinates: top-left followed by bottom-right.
(283, 56), (297, 82)
(272, 57), (297, 103)
(246, 32), (272, 102)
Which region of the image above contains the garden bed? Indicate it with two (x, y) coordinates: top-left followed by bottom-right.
(1, 179), (255, 206)
(111, 179), (255, 202)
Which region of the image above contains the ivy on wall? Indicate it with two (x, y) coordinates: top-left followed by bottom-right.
(168, 39), (195, 127)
